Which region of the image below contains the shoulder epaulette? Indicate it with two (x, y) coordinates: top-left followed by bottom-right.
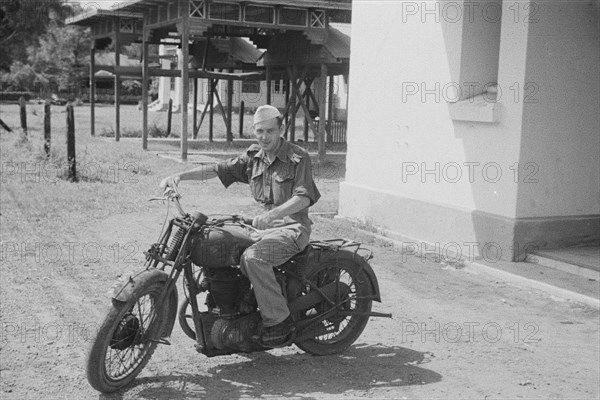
(291, 153), (303, 164)
(246, 144), (261, 155)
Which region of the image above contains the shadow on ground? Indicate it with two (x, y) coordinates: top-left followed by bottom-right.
(100, 343), (441, 399)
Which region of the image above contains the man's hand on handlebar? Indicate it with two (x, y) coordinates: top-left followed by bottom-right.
(159, 175), (181, 193)
(252, 213), (274, 230)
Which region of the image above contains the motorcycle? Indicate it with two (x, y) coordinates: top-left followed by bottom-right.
(86, 190), (391, 393)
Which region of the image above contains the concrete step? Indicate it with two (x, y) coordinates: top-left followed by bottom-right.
(526, 247), (599, 281)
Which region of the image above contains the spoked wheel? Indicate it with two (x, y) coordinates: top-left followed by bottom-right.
(86, 279), (171, 393)
(295, 260), (373, 356)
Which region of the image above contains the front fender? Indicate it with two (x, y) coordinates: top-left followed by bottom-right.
(112, 269), (179, 337)
(112, 268), (170, 301)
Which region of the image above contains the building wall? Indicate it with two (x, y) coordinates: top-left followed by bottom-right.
(339, 0), (599, 260)
(516, 1), (600, 218)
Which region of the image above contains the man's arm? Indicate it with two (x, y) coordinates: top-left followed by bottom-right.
(253, 195), (311, 229)
(159, 164), (218, 191)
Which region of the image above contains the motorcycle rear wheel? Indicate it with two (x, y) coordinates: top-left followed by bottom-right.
(295, 260), (373, 356)
(86, 279), (170, 393)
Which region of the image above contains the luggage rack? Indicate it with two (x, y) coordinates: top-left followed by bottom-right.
(310, 238), (373, 261)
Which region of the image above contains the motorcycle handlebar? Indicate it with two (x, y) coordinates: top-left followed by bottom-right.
(240, 216), (254, 226)
(150, 191), (254, 226)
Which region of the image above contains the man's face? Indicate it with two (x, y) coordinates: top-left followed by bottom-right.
(253, 118), (282, 154)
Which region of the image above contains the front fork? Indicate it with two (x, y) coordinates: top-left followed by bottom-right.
(181, 260), (210, 353)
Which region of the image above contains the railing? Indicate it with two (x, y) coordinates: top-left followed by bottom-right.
(314, 119), (346, 143)
(327, 120), (346, 143)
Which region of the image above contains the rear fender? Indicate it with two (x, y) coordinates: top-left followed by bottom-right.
(309, 245), (382, 302)
(112, 269), (179, 337)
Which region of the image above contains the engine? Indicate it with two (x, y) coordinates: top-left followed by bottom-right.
(202, 268), (256, 317)
(192, 267), (271, 353)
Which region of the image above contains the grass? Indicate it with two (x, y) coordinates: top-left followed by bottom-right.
(0, 102), (346, 235)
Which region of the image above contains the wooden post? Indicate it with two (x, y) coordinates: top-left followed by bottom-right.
(114, 19), (121, 142)
(193, 78), (198, 138)
(226, 73), (233, 142)
(284, 79), (290, 139)
(289, 68), (297, 142)
(239, 100), (244, 138)
(327, 74), (334, 143)
(180, 20), (190, 161)
(142, 40), (149, 150)
(195, 96), (211, 138)
(90, 47), (95, 136)
(19, 96), (27, 136)
(0, 118), (12, 132)
(44, 100), (51, 157)
(209, 78), (214, 142)
(304, 84), (310, 142)
(266, 66), (272, 105)
(318, 64), (327, 161)
(166, 98), (173, 137)
(66, 104), (77, 182)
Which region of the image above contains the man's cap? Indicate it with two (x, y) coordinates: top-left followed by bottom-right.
(253, 105), (281, 125)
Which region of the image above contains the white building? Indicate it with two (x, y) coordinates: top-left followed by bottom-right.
(339, 1), (599, 261)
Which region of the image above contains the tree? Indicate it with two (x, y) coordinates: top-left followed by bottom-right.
(28, 22), (91, 95)
(0, 0), (73, 71)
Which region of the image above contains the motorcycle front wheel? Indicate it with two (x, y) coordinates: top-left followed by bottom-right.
(295, 259), (373, 356)
(86, 277), (171, 393)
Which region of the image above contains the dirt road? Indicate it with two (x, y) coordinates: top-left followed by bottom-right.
(2, 199), (599, 399)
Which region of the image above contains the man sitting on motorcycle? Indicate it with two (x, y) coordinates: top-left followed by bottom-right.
(160, 105), (321, 346)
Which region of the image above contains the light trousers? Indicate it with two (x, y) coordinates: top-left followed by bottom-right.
(239, 224), (309, 327)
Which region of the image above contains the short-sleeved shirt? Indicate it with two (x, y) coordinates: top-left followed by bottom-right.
(215, 138), (321, 228)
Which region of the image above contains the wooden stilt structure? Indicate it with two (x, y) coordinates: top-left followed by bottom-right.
(67, 2), (351, 160)
(193, 78), (198, 138)
(90, 47), (95, 137)
(142, 40), (149, 150)
(180, 3), (190, 161)
(114, 18), (121, 141)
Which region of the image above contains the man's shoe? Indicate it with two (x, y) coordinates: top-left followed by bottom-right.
(260, 316), (295, 347)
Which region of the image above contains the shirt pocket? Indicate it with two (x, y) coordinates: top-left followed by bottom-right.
(250, 165), (265, 202)
(272, 166), (295, 205)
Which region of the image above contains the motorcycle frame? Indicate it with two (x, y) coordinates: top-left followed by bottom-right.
(141, 212), (390, 354)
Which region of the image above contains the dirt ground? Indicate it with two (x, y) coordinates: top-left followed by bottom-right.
(0, 106), (599, 399)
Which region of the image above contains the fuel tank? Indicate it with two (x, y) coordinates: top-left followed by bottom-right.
(190, 225), (257, 268)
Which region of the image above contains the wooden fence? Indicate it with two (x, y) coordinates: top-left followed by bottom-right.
(315, 120), (347, 143)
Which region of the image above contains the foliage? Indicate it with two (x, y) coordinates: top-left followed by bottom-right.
(0, 0), (75, 71)
(28, 23), (91, 94)
(0, 1), (90, 95)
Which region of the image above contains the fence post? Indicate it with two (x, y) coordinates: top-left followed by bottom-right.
(239, 100), (244, 138)
(19, 96), (27, 136)
(44, 100), (51, 157)
(166, 98), (173, 137)
(0, 118), (12, 132)
(66, 103), (77, 182)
